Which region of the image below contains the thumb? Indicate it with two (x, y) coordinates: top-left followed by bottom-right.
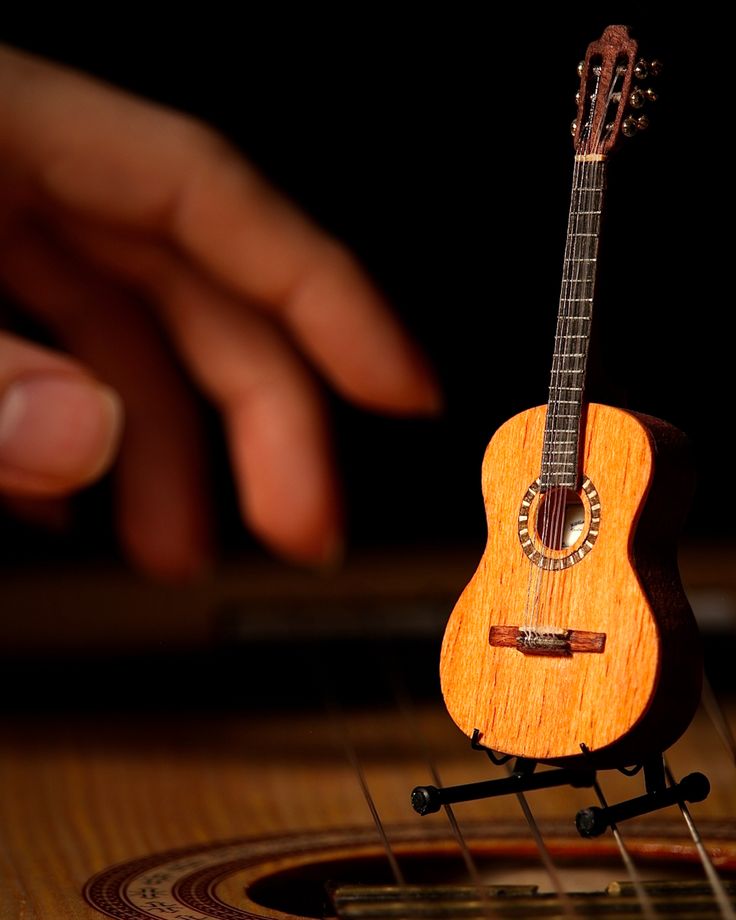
(0, 332), (123, 496)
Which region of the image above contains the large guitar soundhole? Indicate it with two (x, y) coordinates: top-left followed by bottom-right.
(518, 477), (600, 570)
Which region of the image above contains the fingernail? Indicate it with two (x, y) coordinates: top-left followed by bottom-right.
(0, 375), (123, 489)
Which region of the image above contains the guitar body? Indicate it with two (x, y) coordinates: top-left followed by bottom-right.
(440, 403), (702, 767)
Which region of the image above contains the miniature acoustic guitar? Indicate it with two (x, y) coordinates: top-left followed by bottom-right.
(439, 25), (702, 769)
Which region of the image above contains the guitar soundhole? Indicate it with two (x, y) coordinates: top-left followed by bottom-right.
(518, 477), (600, 570)
(246, 846), (736, 917)
(536, 489), (585, 550)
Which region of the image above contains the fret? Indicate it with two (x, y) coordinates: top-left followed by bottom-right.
(556, 334), (587, 339)
(566, 258), (596, 262)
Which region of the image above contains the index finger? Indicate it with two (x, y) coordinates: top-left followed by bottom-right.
(0, 44), (440, 414)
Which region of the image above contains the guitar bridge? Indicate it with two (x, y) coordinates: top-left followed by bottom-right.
(489, 625), (606, 657)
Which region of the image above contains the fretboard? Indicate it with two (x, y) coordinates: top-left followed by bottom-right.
(540, 157), (606, 491)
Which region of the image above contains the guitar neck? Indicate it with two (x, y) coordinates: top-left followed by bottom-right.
(541, 156), (607, 491)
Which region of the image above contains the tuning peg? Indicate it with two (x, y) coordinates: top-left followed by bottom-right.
(622, 115), (649, 137)
(577, 60), (585, 76)
(634, 59), (649, 80)
(629, 89), (646, 109)
(571, 119), (578, 136)
(644, 87), (658, 103)
(650, 59), (663, 77)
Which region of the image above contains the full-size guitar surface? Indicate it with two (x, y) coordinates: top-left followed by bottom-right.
(440, 26), (702, 767)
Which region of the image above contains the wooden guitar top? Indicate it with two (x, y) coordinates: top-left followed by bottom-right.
(440, 403), (701, 765)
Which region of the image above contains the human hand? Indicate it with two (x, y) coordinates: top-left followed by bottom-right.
(0, 45), (440, 578)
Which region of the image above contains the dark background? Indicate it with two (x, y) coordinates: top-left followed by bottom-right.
(0, 9), (728, 566)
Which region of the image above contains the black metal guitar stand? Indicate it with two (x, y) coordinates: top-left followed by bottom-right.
(410, 730), (710, 837)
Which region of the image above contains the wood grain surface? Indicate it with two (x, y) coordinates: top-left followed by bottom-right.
(0, 549), (732, 920)
(0, 698), (734, 919)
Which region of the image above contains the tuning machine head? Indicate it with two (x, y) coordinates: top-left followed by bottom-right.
(623, 56), (660, 138)
(634, 59), (663, 81)
(622, 114), (650, 137)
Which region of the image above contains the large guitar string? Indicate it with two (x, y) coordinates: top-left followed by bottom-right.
(692, 687), (736, 916)
(506, 768), (580, 918)
(315, 657), (408, 890)
(664, 756), (736, 920)
(592, 777), (659, 920)
(702, 674), (736, 765)
(391, 673), (496, 916)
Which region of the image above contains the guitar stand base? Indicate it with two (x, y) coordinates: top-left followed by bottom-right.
(410, 732), (710, 838)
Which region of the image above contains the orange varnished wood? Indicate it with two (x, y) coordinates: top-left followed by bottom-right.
(440, 403), (702, 766)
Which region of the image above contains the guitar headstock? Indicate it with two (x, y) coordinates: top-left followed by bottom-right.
(572, 25), (661, 158)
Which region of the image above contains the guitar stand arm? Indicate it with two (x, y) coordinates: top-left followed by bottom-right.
(575, 756), (710, 838)
(411, 757), (596, 816)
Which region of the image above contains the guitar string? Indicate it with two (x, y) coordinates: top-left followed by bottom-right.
(530, 155), (587, 630)
(524, 156), (580, 630)
(522, 147), (578, 627)
(592, 776), (659, 920)
(537, 53), (611, 632)
(315, 657), (408, 889)
(701, 674), (736, 765)
(532, 153), (594, 629)
(541, 158), (602, 630)
(663, 756), (736, 920)
(509, 778), (580, 919)
(390, 673), (496, 916)
(544, 157), (589, 624)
